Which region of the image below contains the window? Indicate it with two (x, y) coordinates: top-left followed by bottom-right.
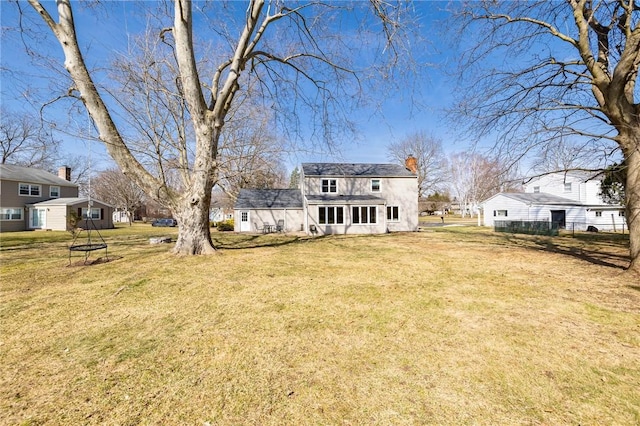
(533, 186), (540, 193)
(493, 210), (508, 217)
(371, 179), (381, 192)
(387, 206), (399, 221)
(564, 182), (572, 192)
(81, 208), (102, 220)
(318, 206), (344, 224)
(321, 179), (337, 193)
(19, 183), (41, 196)
(352, 206), (377, 224)
(50, 186), (60, 197)
(0, 208), (23, 221)
(619, 210), (625, 217)
(595, 211), (602, 217)
(241, 212), (248, 221)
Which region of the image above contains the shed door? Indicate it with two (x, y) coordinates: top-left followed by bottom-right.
(551, 210), (566, 229)
(240, 211), (250, 232)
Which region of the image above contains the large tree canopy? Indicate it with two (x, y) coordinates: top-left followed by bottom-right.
(21, 0), (416, 255)
(453, 0), (640, 274)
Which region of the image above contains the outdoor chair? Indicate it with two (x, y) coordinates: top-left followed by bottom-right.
(276, 219), (284, 233)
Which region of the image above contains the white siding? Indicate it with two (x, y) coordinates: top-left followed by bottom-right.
(524, 173), (604, 204)
(234, 208), (304, 233)
(482, 195), (531, 227)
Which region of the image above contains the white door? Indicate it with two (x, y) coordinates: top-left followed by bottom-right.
(240, 211), (251, 232)
(29, 208), (46, 229)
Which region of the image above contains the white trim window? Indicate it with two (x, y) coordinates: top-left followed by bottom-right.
(493, 210), (508, 217)
(19, 183), (41, 196)
(595, 211), (602, 217)
(563, 182), (572, 192)
(352, 206), (377, 224)
(318, 206), (344, 224)
(533, 186), (540, 193)
(0, 208), (23, 220)
(321, 179), (337, 193)
(386, 206), (399, 222)
(82, 208), (102, 220)
(371, 179), (381, 192)
(50, 186), (60, 198)
(619, 210), (625, 217)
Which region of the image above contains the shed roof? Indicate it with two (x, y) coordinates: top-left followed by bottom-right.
(0, 164), (78, 187)
(487, 192), (584, 206)
(29, 197), (113, 208)
(234, 189), (303, 209)
(302, 163), (415, 178)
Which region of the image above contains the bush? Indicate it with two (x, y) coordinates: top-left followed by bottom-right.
(217, 219), (234, 231)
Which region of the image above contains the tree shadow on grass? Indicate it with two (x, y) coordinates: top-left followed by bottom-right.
(211, 233), (330, 250)
(497, 232), (630, 271)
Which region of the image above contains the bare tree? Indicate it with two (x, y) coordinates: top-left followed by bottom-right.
(387, 131), (448, 198)
(453, 0), (640, 273)
(448, 152), (512, 218)
(92, 168), (146, 226)
(0, 108), (59, 168)
(24, 0), (414, 255)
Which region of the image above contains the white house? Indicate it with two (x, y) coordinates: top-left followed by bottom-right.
(234, 160), (419, 235)
(482, 171), (626, 231)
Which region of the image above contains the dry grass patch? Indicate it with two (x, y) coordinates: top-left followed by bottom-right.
(1, 226), (638, 425)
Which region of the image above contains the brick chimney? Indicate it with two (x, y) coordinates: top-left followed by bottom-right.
(58, 166), (71, 181)
(405, 155), (418, 174)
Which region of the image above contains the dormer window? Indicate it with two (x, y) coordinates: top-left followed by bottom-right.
(371, 179), (381, 192)
(321, 179), (337, 193)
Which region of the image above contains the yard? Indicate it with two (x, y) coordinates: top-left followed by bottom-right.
(1, 224), (638, 425)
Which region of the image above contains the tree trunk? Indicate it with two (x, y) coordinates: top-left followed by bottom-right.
(171, 178), (216, 255)
(624, 139), (640, 274)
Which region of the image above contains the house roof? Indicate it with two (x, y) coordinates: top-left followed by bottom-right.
(305, 194), (386, 205)
(234, 189), (303, 209)
(0, 164), (78, 187)
(29, 197), (113, 208)
(525, 170), (602, 184)
(486, 192), (584, 206)
(302, 163), (415, 178)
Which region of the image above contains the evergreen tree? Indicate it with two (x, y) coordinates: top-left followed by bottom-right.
(289, 166), (300, 189)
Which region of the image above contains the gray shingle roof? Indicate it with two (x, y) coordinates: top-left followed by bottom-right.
(302, 163), (415, 178)
(499, 192), (583, 205)
(0, 164), (78, 187)
(305, 194), (386, 204)
(234, 189), (303, 209)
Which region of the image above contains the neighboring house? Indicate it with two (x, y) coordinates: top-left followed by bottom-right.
(482, 171), (627, 231)
(210, 207), (234, 224)
(234, 159), (419, 235)
(0, 164), (114, 232)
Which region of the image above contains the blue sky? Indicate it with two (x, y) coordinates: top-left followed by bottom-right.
(0, 1), (467, 172)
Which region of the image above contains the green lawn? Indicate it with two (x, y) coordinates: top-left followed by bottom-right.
(1, 225), (638, 425)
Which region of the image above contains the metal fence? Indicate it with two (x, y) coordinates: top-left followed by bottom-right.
(566, 221), (626, 235)
(494, 220), (559, 236)
(495, 220), (627, 236)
